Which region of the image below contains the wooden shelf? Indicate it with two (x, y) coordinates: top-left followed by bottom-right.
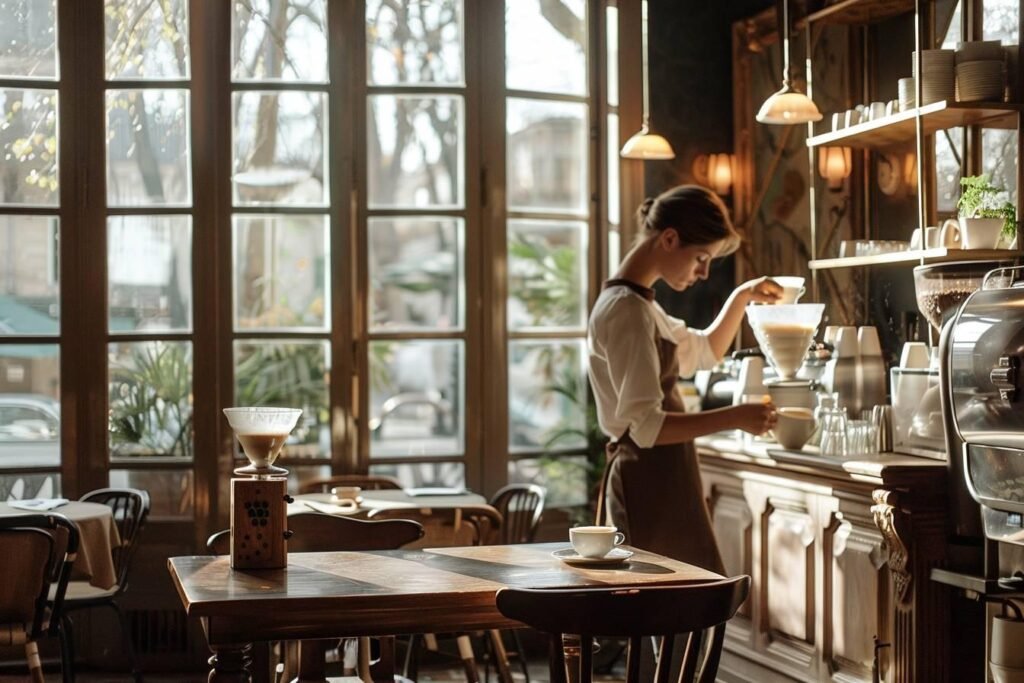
(809, 247), (1019, 270)
(801, 0), (914, 26)
(806, 101), (1022, 150)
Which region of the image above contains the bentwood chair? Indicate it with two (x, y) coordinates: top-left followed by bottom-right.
(367, 504), (505, 682)
(207, 512), (424, 681)
(484, 484), (546, 682)
(297, 474), (403, 494)
(61, 488), (150, 683)
(496, 576), (751, 683)
(0, 513), (79, 683)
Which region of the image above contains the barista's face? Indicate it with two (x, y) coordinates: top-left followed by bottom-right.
(656, 229), (724, 291)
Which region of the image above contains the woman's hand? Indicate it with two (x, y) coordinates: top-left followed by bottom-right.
(730, 401), (778, 435)
(737, 276), (783, 304)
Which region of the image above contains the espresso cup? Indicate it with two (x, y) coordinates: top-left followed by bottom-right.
(773, 407), (816, 450)
(570, 526), (625, 558)
(772, 276), (806, 304)
(331, 485), (362, 505)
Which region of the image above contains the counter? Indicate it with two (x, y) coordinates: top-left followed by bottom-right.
(696, 435), (949, 683)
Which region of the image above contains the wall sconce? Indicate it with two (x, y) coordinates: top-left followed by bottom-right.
(692, 153), (735, 196)
(817, 146), (852, 190)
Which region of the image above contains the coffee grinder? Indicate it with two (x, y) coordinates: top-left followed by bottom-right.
(222, 407), (302, 569)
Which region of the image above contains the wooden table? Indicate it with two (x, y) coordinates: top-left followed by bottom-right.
(0, 501), (121, 588)
(168, 542), (721, 681)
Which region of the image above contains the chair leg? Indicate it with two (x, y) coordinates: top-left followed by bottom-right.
(402, 633), (420, 679)
(511, 629), (531, 683)
(25, 640), (45, 683)
(110, 601), (143, 682)
(456, 634), (481, 683)
(60, 613), (76, 683)
(487, 630), (514, 683)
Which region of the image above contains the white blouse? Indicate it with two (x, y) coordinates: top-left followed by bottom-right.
(587, 285), (719, 448)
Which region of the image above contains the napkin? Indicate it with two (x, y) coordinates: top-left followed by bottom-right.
(8, 498), (69, 511)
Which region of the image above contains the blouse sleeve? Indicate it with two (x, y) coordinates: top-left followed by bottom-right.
(594, 297), (667, 448)
(664, 314), (719, 377)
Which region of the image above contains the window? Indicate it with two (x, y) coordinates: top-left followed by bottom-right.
(0, 0), (620, 525)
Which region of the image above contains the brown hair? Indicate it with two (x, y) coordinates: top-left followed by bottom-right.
(635, 185), (741, 256)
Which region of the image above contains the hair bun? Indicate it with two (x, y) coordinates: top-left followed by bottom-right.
(637, 197), (656, 224)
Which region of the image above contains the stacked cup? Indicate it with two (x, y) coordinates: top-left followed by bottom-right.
(956, 40), (1006, 102)
(913, 49), (955, 104)
(898, 77), (916, 111)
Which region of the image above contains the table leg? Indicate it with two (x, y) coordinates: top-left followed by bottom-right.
(369, 636), (396, 683)
(561, 634), (581, 683)
(208, 644), (252, 683)
(295, 639), (329, 683)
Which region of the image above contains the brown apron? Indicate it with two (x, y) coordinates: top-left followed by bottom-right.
(596, 293), (725, 575)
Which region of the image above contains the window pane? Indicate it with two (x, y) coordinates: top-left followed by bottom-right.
(370, 461), (465, 489)
(368, 95), (463, 209)
(0, 216), (58, 335)
(509, 455), (588, 507)
(369, 217), (462, 331)
(984, 0), (1019, 42)
(0, 88), (58, 207)
(232, 0), (328, 83)
(366, 0), (464, 86)
(233, 91), (327, 206)
(607, 113), (619, 224)
(110, 469), (192, 518)
(105, 0), (190, 80)
(507, 219), (587, 330)
(0, 0), (57, 79)
(106, 89), (191, 207)
(0, 344), (59, 467)
(606, 5), (618, 107)
(369, 340), (463, 458)
(234, 215), (329, 331)
(507, 98), (588, 214)
(108, 216), (192, 332)
(936, 129), (961, 214)
(233, 340), (329, 459)
(0, 473), (60, 499)
(506, 0), (586, 96)
(983, 129), (1018, 208)
(108, 340), (193, 458)
(508, 339), (585, 452)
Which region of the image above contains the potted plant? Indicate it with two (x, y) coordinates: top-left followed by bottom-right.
(957, 174), (1018, 249)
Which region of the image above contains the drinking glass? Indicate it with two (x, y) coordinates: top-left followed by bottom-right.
(819, 405), (848, 457)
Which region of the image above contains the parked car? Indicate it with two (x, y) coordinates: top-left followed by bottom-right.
(0, 394), (61, 467)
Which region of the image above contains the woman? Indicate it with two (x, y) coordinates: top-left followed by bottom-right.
(588, 185), (781, 574)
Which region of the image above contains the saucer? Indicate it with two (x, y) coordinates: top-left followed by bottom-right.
(552, 547), (634, 567)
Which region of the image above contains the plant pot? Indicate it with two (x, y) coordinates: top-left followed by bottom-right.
(959, 217), (1005, 249)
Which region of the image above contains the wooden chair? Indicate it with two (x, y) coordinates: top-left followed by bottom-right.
(485, 484), (546, 682)
(367, 504), (505, 682)
(207, 512), (424, 681)
(0, 513), (79, 683)
(496, 576), (751, 683)
(60, 488), (150, 683)
(298, 474), (404, 494)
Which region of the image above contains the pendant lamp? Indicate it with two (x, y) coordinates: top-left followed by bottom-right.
(621, 0), (674, 159)
(756, 0), (822, 125)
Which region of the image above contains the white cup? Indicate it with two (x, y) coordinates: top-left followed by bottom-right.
(570, 526), (625, 558)
(991, 615), (1024, 669)
(939, 218), (962, 247)
(924, 226), (940, 249)
(858, 326), (882, 356)
(845, 108), (862, 127)
(772, 276), (806, 304)
(773, 407), (816, 450)
(832, 112), (844, 131)
(900, 341), (930, 369)
(868, 101), (886, 120)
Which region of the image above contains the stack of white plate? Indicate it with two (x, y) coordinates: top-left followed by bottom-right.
(913, 49), (955, 104)
(955, 41), (1006, 102)
(957, 60), (1006, 101)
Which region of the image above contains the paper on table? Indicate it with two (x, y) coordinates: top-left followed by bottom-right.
(8, 498), (69, 511)
(405, 487), (468, 497)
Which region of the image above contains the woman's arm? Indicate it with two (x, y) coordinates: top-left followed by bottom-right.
(653, 402), (776, 446)
(703, 277), (783, 359)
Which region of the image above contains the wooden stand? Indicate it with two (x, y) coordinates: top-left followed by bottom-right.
(230, 477), (288, 569)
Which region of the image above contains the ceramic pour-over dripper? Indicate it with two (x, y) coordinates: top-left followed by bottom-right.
(746, 304), (825, 381)
(223, 407), (302, 478)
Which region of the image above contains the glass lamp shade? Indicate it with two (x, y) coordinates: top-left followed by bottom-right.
(756, 85), (823, 125)
(818, 146), (852, 190)
(620, 126), (675, 160)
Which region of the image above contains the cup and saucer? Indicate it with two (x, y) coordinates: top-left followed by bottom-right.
(330, 485), (363, 512)
(552, 526), (634, 566)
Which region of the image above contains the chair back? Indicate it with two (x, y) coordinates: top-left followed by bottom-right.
(0, 513), (79, 642)
(206, 512), (423, 554)
(298, 474), (403, 494)
(80, 488), (150, 592)
(489, 484), (545, 544)
(367, 504), (502, 548)
(496, 576), (750, 683)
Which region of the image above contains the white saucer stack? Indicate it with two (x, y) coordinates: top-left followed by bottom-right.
(913, 49), (955, 104)
(955, 41), (1006, 102)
